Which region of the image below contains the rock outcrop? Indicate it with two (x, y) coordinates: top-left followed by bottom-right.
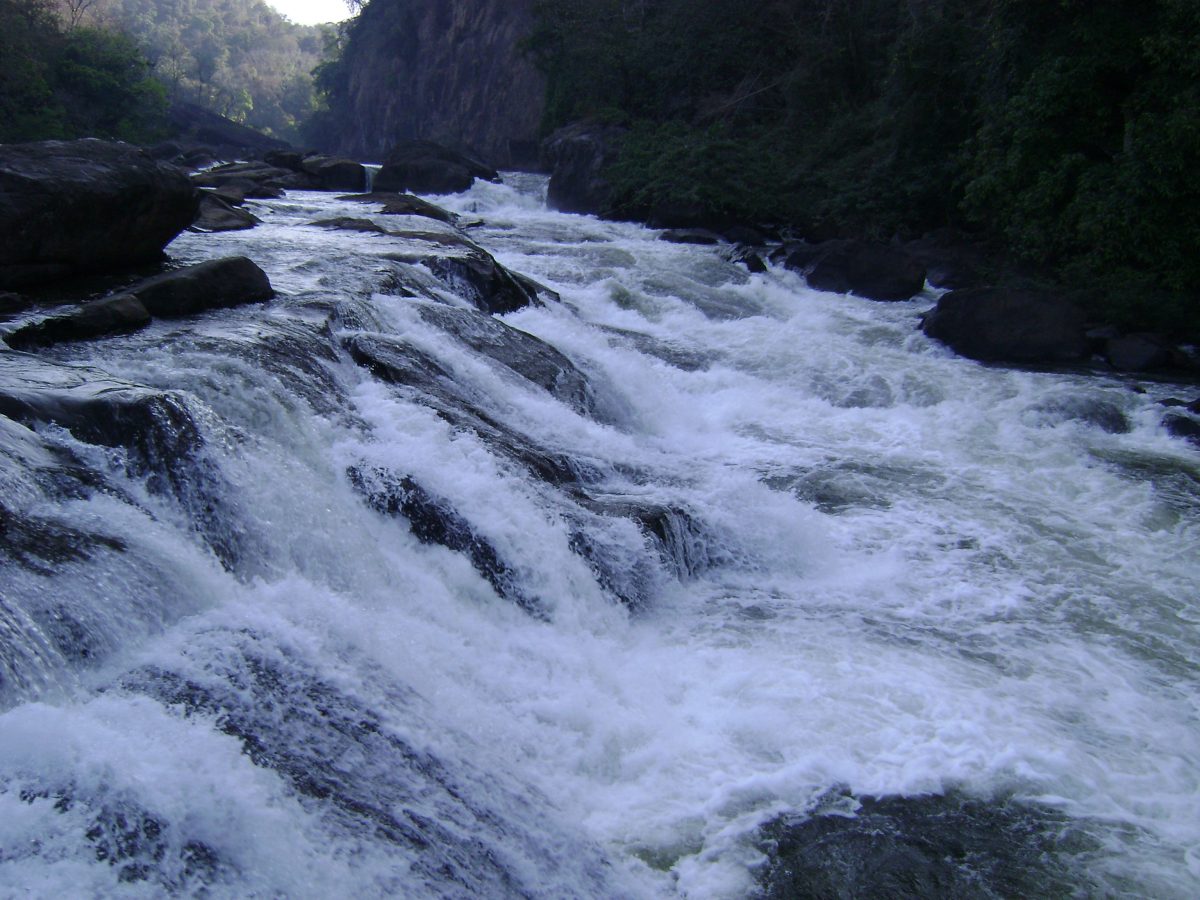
(784, 240), (928, 301)
(0, 140), (198, 290)
(922, 287), (1089, 364)
(541, 122), (626, 216)
(325, 0), (545, 168)
(374, 141), (499, 195)
(5, 257), (274, 349)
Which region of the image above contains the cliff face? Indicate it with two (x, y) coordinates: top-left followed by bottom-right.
(330, 0), (545, 169)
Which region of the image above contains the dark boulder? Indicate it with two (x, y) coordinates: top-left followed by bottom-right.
(300, 155), (367, 192)
(127, 257), (273, 319)
(374, 141), (499, 195)
(416, 304), (594, 415)
(725, 245), (768, 273)
(263, 149), (305, 171)
(1163, 414), (1200, 448)
(659, 228), (723, 246)
(541, 122), (626, 216)
(922, 287), (1089, 363)
(191, 194), (260, 233)
(903, 229), (991, 290)
(191, 161), (299, 193)
(3, 258), (272, 349)
(1105, 333), (1171, 371)
(208, 184), (247, 206)
(5, 295), (150, 350)
(422, 251), (544, 315)
(788, 240), (927, 301)
(0, 140), (198, 290)
(341, 192), (457, 224)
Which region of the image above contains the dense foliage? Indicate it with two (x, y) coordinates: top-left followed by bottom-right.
(86, 0), (331, 144)
(0, 0), (167, 143)
(530, 0), (1200, 333)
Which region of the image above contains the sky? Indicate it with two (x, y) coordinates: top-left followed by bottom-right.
(266, 0), (352, 26)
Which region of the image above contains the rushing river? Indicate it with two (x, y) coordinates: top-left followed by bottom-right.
(1, 173), (1198, 897)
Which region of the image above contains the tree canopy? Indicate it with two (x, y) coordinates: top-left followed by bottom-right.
(530, 0), (1200, 333)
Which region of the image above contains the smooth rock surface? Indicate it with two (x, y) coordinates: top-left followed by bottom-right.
(0, 140), (198, 290)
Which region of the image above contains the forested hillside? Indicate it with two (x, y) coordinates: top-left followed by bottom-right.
(87, 0), (330, 143)
(0, 0), (330, 146)
(0, 0), (167, 143)
(529, 0), (1200, 333)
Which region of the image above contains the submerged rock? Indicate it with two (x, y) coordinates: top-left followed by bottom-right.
(307, 217), (391, 235)
(344, 333), (586, 486)
(0, 354), (242, 566)
(1163, 413), (1200, 448)
(921, 287), (1089, 364)
(0, 139), (198, 290)
(374, 140), (499, 195)
(340, 191), (458, 224)
(416, 304), (594, 415)
(758, 791), (1099, 899)
(348, 465), (544, 617)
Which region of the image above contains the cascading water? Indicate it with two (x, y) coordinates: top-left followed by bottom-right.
(1, 173), (1197, 898)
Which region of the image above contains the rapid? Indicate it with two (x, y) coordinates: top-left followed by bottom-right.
(1, 173), (1197, 897)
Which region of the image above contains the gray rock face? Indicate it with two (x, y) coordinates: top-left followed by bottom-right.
(921, 287), (1089, 364)
(0, 140), (198, 290)
(329, 0), (545, 168)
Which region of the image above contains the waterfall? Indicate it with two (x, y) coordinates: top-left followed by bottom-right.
(1, 174), (1197, 898)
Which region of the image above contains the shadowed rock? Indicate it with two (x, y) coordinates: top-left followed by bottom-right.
(0, 140), (198, 290)
(4, 258), (273, 349)
(922, 287), (1088, 363)
(191, 194), (260, 233)
(121, 257), (273, 320)
(374, 140), (499, 195)
(786, 240), (927, 301)
(5, 295), (150, 349)
(541, 122), (625, 216)
(0, 354), (243, 566)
